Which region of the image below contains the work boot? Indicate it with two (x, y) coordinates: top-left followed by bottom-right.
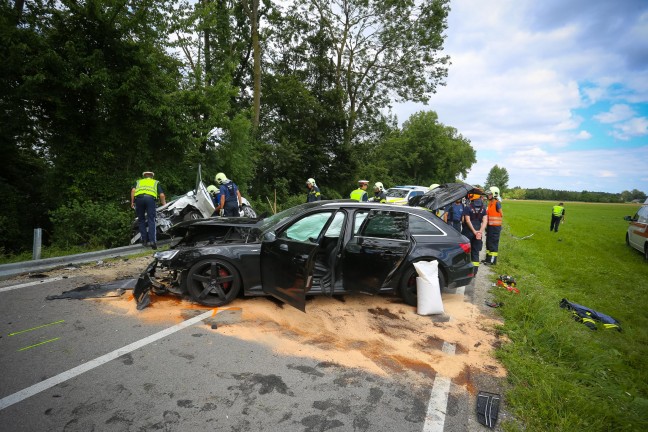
(481, 253), (491, 264)
(151, 243), (157, 250)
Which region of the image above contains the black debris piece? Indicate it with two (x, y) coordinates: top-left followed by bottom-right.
(46, 278), (137, 300)
(476, 391), (501, 428)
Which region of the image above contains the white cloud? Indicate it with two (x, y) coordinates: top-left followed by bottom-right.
(594, 104), (636, 123)
(610, 117), (648, 140)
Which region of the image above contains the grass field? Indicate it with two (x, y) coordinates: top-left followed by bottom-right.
(492, 200), (648, 431)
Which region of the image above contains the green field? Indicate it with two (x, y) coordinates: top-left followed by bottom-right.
(493, 200), (648, 431)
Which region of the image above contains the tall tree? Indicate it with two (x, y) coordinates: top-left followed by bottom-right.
(485, 165), (510, 193)
(278, 0), (450, 146)
(380, 111), (476, 185)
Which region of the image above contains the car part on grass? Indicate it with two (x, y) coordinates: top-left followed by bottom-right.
(476, 391), (501, 428)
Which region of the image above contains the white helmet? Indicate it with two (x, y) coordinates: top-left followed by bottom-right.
(207, 185), (218, 195)
(215, 172), (228, 185)
(488, 186), (500, 198)
(429, 183), (440, 190)
(374, 182), (384, 191)
(307, 178), (316, 186)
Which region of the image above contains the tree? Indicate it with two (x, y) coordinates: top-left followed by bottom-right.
(277, 0), (450, 146)
(380, 111), (476, 185)
(485, 165), (509, 193)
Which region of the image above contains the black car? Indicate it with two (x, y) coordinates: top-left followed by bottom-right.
(134, 200), (474, 312)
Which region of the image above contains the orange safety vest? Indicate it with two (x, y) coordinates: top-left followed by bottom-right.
(487, 200), (503, 226)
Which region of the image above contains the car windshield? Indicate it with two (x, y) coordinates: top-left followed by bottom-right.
(258, 203), (313, 233)
(386, 188), (409, 198)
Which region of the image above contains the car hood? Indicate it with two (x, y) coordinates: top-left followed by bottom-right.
(408, 183), (482, 210)
(168, 216), (262, 237)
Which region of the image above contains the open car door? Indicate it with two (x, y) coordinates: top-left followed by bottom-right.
(260, 211), (336, 311)
(342, 210), (410, 293)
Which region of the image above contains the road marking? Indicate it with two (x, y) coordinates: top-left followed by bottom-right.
(0, 309), (214, 411)
(9, 320), (65, 336)
(18, 338), (60, 352)
(423, 342), (456, 431)
(0, 276), (74, 293)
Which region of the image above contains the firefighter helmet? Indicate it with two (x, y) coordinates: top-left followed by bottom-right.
(374, 181), (384, 191)
(429, 183), (440, 190)
(207, 185), (218, 195)
(307, 178), (316, 186)
(468, 193), (481, 201)
(489, 186), (500, 198)
(215, 172), (228, 185)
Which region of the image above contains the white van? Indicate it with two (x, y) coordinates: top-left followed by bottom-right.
(624, 198), (648, 260)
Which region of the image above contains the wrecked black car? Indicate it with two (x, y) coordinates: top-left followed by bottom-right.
(134, 200), (474, 312)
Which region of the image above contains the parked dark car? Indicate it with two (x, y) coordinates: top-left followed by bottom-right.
(134, 200), (474, 312)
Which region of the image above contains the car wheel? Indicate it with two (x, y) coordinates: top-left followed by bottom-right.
(183, 210), (202, 221)
(185, 258), (241, 306)
(241, 205), (257, 218)
(399, 262), (446, 307)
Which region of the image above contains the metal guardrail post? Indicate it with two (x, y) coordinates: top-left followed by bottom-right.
(33, 228), (42, 260)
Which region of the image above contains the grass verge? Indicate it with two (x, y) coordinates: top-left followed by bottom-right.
(492, 201), (648, 431)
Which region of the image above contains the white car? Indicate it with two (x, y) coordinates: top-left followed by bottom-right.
(624, 198), (648, 260)
(385, 186), (430, 205)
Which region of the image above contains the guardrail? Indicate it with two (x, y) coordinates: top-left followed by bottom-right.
(0, 241), (170, 280)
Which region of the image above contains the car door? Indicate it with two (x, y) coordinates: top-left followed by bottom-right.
(341, 209), (411, 293)
(260, 210), (335, 311)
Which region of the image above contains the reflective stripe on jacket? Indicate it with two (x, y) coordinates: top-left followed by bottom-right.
(487, 200), (503, 226)
(134, 178), (158, 199)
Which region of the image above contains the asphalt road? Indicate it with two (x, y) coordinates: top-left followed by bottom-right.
(0, 262), (507, 432)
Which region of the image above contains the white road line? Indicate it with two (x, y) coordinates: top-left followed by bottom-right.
(0, 276), (74, 293)
(0, 309), (214, 411)
(423, 342), (456, 431)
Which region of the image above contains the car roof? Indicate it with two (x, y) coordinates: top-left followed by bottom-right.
(391, 185), (429, 190)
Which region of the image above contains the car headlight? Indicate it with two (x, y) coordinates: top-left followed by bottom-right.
(153, 250), (179, 261)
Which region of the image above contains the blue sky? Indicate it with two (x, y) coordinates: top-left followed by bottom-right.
(393, 0), (648, 194)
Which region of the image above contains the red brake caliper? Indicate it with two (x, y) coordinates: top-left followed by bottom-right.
(218, 267), (231, 290)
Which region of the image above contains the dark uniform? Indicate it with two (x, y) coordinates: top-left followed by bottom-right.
(132, 177), (164, 247)
(219, 180), (240, 217)
(307, 185), (321, 202)
(462, 198), (487, 273)
(447, 201), (465, 232)
(550, 203), (565, 232)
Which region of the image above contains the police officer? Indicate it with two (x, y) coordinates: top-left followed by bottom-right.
(483, 188), (503, 265)
(550, 202), (565, 232)
(462, 192), (487, 274)
(306, 178), (321, 202)
(370, 182), (387, 203)
(214, 172), (242, 217)
(350, 180), (369, 202)
(130, 171), (166, 249)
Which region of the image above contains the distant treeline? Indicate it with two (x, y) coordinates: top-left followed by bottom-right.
(505, 187), (646, 203)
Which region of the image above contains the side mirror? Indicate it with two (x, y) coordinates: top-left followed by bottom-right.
(263, 231), (276, 242)
(623, 216), (632, 222)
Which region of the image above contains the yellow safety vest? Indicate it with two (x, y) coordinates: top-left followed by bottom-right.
(134, 178), (159, 199)
(350, 188), (366, 202)
(552, 205), (564, 217)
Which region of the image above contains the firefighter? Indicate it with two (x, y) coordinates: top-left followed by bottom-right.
(207, 184), (221, 215)
(462, 192), (487, 274)
(370, 182), (387, 203)
(130, 171), (166, 249)
(306, 178), (321, 202)
(483, 188), (503, 265)
(350, 180), (369, 202)
(214, 172), (242, 217)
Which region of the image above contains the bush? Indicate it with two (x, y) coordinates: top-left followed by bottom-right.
(49, 201), (132, 249)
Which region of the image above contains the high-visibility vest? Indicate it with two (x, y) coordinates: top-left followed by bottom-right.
(134, 178), (158, 199)
(350, 188), (367, 202)
(487, 200), (503, 226)
(553, 205), (564, 217)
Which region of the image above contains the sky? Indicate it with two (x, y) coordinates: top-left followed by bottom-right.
(393, 0), (648, 194)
